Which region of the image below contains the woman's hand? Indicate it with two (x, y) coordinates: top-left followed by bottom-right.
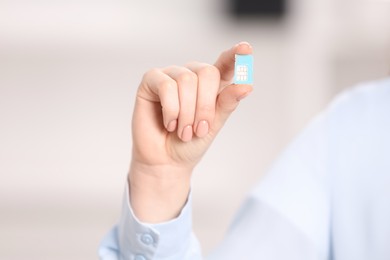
(129, 42), (253, 222)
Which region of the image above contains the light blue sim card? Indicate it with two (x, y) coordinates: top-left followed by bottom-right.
(234, 54), (253, 85)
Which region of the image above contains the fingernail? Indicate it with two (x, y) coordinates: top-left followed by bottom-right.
(196, 120), (209, 138)
(236, 41), (252, 48)
(167, 120), (177, 132)
(181, 125), (193, 142)
(237, 91), (252, 101)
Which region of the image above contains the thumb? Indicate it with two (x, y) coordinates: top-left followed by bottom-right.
(214, 41), (253, 84)
(212, 84), (253, 132)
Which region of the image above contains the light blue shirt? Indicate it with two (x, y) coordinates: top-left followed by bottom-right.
(99, 77), (390, 260)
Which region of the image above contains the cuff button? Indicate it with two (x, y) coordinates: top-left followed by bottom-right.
(140, 233), (154, 245)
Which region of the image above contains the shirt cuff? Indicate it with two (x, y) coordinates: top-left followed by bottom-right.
(117, 181), (193, 260)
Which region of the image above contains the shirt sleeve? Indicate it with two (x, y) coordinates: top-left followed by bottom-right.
(207, 110), (332, 260)
(98, 183), (202, 260)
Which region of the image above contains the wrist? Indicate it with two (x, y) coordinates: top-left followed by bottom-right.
(128, 162), (192, 223)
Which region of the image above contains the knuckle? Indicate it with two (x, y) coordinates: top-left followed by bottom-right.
(177, 70), (197, 85)
(158, 79), (176, 93)
(198, 65), (220, 79)
(143, 68), (159, 80)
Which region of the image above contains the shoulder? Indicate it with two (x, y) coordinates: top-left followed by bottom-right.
(327, 77), (390, 118)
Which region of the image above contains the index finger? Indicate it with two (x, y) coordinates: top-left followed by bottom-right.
(214, 41), (253, 83)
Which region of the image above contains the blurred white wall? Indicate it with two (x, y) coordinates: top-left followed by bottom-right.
(0, 0), (389, 258)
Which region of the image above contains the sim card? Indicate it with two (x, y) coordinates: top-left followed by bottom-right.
(234, 54), (253, 84)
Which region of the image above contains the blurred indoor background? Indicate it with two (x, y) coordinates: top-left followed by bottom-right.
(1, 0), (389, 259)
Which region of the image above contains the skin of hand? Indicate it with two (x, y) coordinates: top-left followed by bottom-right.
(129, 42), (253, 223)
